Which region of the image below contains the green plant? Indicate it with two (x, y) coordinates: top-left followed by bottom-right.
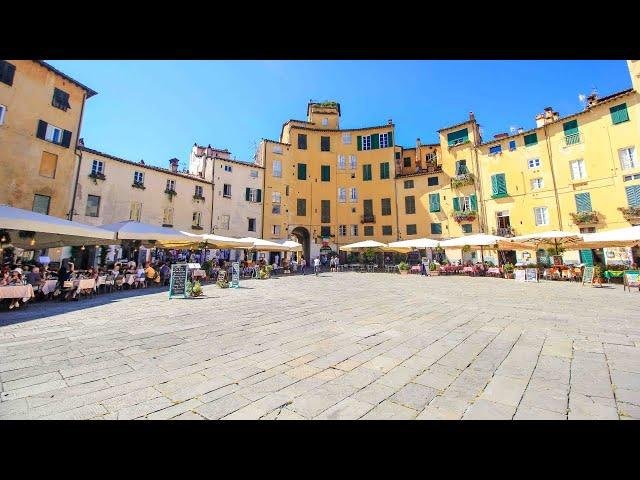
(201, 260), (212, 276)
(462, 245), (471, 254)
(452, 211), (478, 223)
(570, 211), (598, 224)
(451, 172), (475, 188)
(191, 280), (203, 296)
(546, 246), (566, 256)
(398, 262), (410, 271)
(441, 259), (450, 265)
(429, 263), (437, 271)
(363, 248), (377, 265)
(503, 263), (515, 274)
(594, 264), (604, 279)
(99, 246), (108, 266)
(435, 246), (444, 253)
(216, 278), (229, 288)
(485, 260), (495, 267)
(186, 280), (193, 296)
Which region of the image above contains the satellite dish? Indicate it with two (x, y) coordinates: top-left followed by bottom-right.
(578, 93), (586, 103)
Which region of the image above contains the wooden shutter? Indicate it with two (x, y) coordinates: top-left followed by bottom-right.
(563, 120), (578, 136)
(626, 186), (640, 207)
(357, 135), (362, 151)
(470, 195), (477, 211)
(387, 131), (393, 147)
(245, 188), (251, 201)
(524, 133), (538, 146)
(575, 192), (592, 212)
(36, 120), (47, 140)
(491, 175), (498, 195)
(61, 129), (72, 148)
(371, 133), (380, 149)
(39, 152), (58, 178)
(256, 189), (262, 203)
(447, 128), (469, 146)
(298, 163), (306, 180)
(429, 193), (440, 212)
(610, 103), (629, 124)
(0, 61), (16, 86)
(405, 196), (415, 214)
(321, 165), (330, 181)
(453, 197), (460, 212)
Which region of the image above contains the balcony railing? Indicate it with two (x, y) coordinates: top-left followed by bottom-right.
(492, 227), (516, 237)
(570, 211), (598, 225)
(453, 210), (477, 223)
(396, 163), (443, 178)
(619, 206), (640, 222)
(361, 214), (376, 224)
(564, 132), (582, 147)
(451, 172), (475, 188)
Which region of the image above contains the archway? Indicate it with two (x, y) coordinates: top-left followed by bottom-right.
(291, 226), (311, 264)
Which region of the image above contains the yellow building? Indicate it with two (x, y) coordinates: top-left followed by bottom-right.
(0, 60), (96, 219)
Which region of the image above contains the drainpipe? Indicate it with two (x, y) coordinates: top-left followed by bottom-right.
(260, 141), (266, 241)
(209, 156), (215, 234)
(471, 121), (486, 234)
(543, 123), (563, 230)
(69, 91), (87, 221)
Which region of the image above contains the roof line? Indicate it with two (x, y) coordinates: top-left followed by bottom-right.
(35, 61), (98, 98)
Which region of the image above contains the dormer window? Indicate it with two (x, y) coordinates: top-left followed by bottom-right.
(52, 88), (71, 111)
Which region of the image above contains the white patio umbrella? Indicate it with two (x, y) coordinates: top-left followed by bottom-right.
(574, 226), (640, 249)
(239, 237), (289, 252)
(168, 232), (254, 250)
(339, 240), (389, 252)
(387, 238), (440, 249)
(0, 204), (116, 249)
(505, 230), (584, 251)
(275, 240), (303, 252)
(99, 220), (195, 247)
(439, 233), (506, 248)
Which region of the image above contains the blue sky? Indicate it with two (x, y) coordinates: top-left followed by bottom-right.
(48, 60), (631, 169)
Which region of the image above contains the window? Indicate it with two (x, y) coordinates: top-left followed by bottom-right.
(224, 165), (232, 172)
(363, 164), (372, 181)
(624, 174), (640, 182)
(509, 140), (516, 151)
(379, 133), (389, 149)
(39, 151), (58, 178)
(322, 118), (328, 126)
(534, 207), (549, 226)
(129, 202), (142, 221)
(221, 215), (230, 230)
(223, 184), (231, 197)
(380, 162), (390, 179)
(321, 200), (331, 223)
(342, 133), (352, 144)
(321, 136), (330, 152)
(297, 163), (307, 180)
(321, 165), (330, 182)
(461, 224), (472, 233)
(163, 207), (174, 226)
(45, 124), (63, 144)
(453, 195), (477, 212)
(570, 159), (587, 180)
(286, 185), (289, 196)
(625, 185), (640, 207)
(272, 204), (281, 214)
(52, 88), (71, 111)
(447, 128), (469, 147)
(272, 225), (281, 236)
(273, 145), (283, 154)
(382, 225), (392, 236)
(610, 103), (629, 125)
(272, 192), (281, 204)
(431, 223), (442, 235)
(248, 188), (261, 203)
(403, 157), (411, 168)
(32, 194), (51, 215)
(395, 152), (401, 160)
(575, 192), (592, 212)
(455, 160), (468, 175)
(320, 226), (331, 237)
(563, 120), (580, 145)
(0, 61), (16, 86)
(338, 187), (346, 203)
(339, 225), (347, 236)
(429, 193), (440, 212)
(166, 179), (176, 191)
(406, 224), (417, 235)
(428, 176), (438, 186)
(528, 158), (541, 169)
(425, 152), (437, 163)
(489, 145), (502, 155)
(619, 147), (638, 170)
(273, 159), (282, 177)
(297, 199), (306, 216)
(405, 196), (416, 214)
(195, 185), (204, 198)
(404, 180), (414, 189)
(350, 225), (358, 236)
(250, 170), (258, 178)
(338, 154), (346, 169)
(91, 160), (104, 175)
(364, 226), (374, 236)
(192, 211), (202, 227)
(381, 198), (391, 216)
(298, 134), (307, 150)
(349, 155), (357, 169)
(491, 173), (508, 198)
(524, 133), (538, 147)
(86, 195), (101, 217)
(248, 218), (256, 232)
(134, 171), (144, 185)
(580, 227), (596, 234)
(349, 187), (358, 202)
(531, 178), (544, 190)
(0, 104), (6, 125)
(361, 135), (372, 151)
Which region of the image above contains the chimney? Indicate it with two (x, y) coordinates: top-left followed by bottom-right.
(169, 158), (179, 173)
(388, 119), (393, 125)
(535, 114), (545, 128)
(469, 111), (475, 122)
(140, 159), (145, 165)
(416, 138), (421, 147)
(518, 127), (524, 134)
(587, 93), (598, 108)
(494, 133), (508, 139)
(78, 137), (85, 147)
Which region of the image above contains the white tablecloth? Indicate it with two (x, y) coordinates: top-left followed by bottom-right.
(41, 279), (59, 295)
(0, 284), (35, 301)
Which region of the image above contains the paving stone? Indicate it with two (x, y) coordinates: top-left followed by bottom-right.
(195, 393), (252, 420)
(360, 399), (418, 420)
(568, 393), (619, 420)
(391, 383), (438, 411)
(479, 375), (530, 407)
(314, 397), (374, 419)
(463, 400), (516, 420)
(352, 382), (395, 405)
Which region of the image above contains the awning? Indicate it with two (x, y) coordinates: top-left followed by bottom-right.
(504, 230), (584, 251)
(98, 220), (195, 247)
(238, 237), (290, 252)
(275, 240), (303, 252)
(575, 226), (640, 249)
(439, 233), (506, 248)
(387, 238), (440, 249)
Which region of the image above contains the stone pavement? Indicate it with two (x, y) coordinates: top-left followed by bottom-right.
(1, 273), (639, 420)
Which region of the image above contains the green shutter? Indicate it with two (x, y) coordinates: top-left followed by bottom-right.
(357, 136), (362, 151)
(380, 162), (389, 179)
(610, 103), (629, 124)
(470, 194), (477, 211)
(524, 133), (538, 146)
(491, 173), (507, 197)
(372, 133), (380, 149)
(563, 119), (579, 136)
(298, 163), (306, 180)
(431, 223), (442, 235)
(447, 128), (469, 147)
(321, 165), (330, 181)
(575, 192), (592, 212)
(256, 189), (262, 203)
(387, 131), (393, 147)
(453, 197), (460, 212)
(626, 185), (640, 207)
(429, 193), (440, 212)
(363, 164), (371, 181)
(491, 175), (498, 195)
(245, 188), (251, 201)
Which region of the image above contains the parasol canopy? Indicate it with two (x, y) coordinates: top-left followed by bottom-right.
(99, 220), (195, 247)
(339, 240), (389, 252)
(387, 238), (440, 249)
(574, 226), (640, 249)
(275, 240), (303, 252)
(239, 237), (290, 252)
(504, 230), (584, 251)
(439, 233), (506, 248)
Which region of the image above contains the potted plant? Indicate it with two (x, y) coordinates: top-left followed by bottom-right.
(191, 280), (203, 296)
(593, 264), (604, 286)
(429, 263), (439, 276)
(398, 262), (410, 275)
(503, 263), (515, 279)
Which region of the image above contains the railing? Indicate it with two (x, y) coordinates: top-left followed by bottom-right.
(451, 172), (475, 188)
(361, 214), (376, 224)
(564, 132), (582, 146)
(569, 211), (598, 225)
(493, 227), (516, 237)
(396, 164), (443, 178)
(453, 210), (477, 223)
(619, 206), (640, 221)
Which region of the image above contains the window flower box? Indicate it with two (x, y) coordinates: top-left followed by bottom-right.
(165, 188), (177, 201)
(193, 194), (206, 201)
(453, 210), (477, 223)
(451, 172), (475, 188)
(88, 172), (106, 184)
(570, 211), (598, 225)
(619, 206), (640, 222)
(131, 182), (146, 190)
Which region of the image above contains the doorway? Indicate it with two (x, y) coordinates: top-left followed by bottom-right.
(291, 226), (311, 264)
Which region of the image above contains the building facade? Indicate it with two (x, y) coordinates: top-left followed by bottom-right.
(0, 60), (96, 220)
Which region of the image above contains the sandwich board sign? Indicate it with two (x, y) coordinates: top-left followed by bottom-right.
(525, 268), (538, 282)
(581, 266), (594, 286)
(169, 263), (188, 298)
(623, 270), (640, 292)
(231, 262), (240, 288)
(514, 269), (526, 282)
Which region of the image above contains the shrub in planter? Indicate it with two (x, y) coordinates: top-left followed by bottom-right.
(191, 281), (203, 297)
(398, 262), (410, 274)
(593, 264), (604, 285)
(503, 263), (515, 278)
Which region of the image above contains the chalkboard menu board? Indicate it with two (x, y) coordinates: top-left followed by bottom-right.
(525, 268), (538, 282)
(169, 263), (188, 298)
(582, 266), (594, 286)
(514, 269), (526, 282)
(231, 262), (240, 288)
(624, 270), (640, 291)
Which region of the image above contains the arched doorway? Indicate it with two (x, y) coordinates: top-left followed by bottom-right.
(291, 226), (311, 264)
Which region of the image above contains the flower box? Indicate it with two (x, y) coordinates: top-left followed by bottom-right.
(569, 211), (598, 225)
(619, 206), (640, 222)
(132, 182), (146, 190)
(451, 173), (475, 188)
(453, 211), (477, 223)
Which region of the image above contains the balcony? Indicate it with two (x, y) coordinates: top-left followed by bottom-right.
(193, 194), (206, 202)
(164, 188), (178, 202)
(619, 206), (640, 223)
(564, 132), (582, 147)
(451, 172), (475, 188)
(88, 172), (106, 183)
(570, 211), (599, 225)
(131, 182), (146, 190)
(361, 214), (376, 224)
(492, 226), (516, 237)
(396, 163), (443, 178)
(453, 210), (477, 223)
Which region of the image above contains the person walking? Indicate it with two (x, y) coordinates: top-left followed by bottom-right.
(313, 256), (321, 276)
(329, 256), (336, 272)
(300, 256), (306, 275)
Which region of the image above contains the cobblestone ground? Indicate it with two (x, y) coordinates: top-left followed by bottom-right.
(1, 272), (639, 420)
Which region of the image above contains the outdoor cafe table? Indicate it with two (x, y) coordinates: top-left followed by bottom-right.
(73, 278), (96, 293)
(0, 284), (35, 302)
(410, 265), (421, 274)
(385, 265), (398, 273)
(604, 270), (625, 283)
(41, 279), (59, 295)
(366, 264), (378, 273)
(487, 267), (501, 277)
(463, 266), (474, 275)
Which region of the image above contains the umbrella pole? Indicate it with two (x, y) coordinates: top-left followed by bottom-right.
(481, 246), (484, 263)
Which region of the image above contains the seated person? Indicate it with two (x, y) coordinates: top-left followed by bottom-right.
(26, 266), (42, 286)
(144, 262), (160, 285)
